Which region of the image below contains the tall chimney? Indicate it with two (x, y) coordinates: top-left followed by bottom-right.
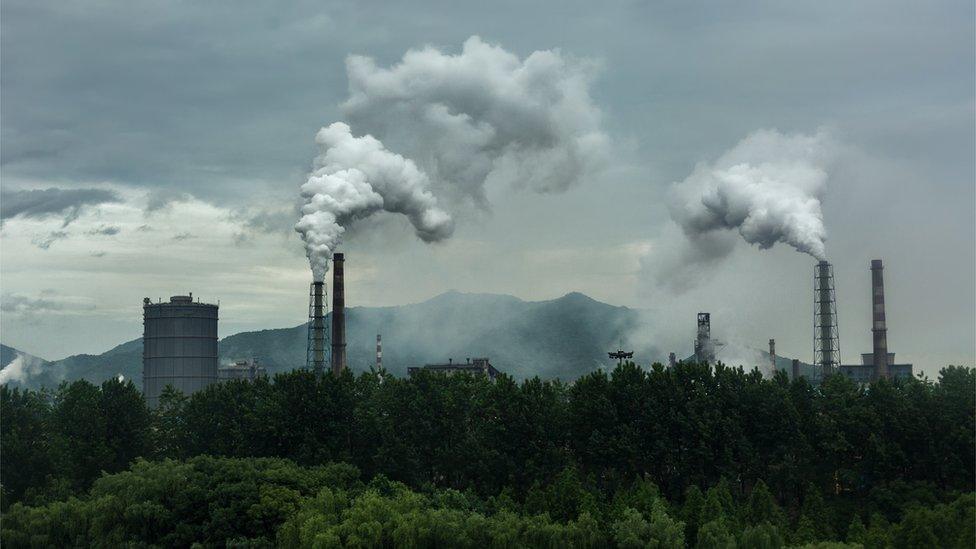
(769, 339), (776, 374)
(375, 334), (382, 370)
(310, 282), (326, 375)
(871, 259), (889, 380)
(668, 352), (676, 368)
(792, 358), (800, 381)
(331, 253), (347, 375)
(814, 260), (840, 374)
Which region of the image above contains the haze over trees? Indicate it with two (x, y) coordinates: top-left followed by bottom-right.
(1, 362), (973, 547)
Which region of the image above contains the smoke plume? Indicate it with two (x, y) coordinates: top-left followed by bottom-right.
(341, 36), (609, 207)
(295, 123), (453, 281)
(0, 353), (45, 385)
(296, 37), (609, 280)
(671, 129), (834, 261)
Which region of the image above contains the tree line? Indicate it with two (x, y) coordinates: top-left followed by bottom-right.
(1, 362), (973, 546)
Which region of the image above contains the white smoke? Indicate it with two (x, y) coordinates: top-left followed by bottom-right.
(341, 35), (609, 207)
(295, 123), (453, 281)
(645, 129), (835, 293)
(0, 353), (45, 384)
(296, 36), (609, 280)
(672, 129), (834, 260)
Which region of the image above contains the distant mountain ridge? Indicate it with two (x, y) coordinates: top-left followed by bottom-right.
(1, 291), (645, 389)
(1, 291), (813, 390)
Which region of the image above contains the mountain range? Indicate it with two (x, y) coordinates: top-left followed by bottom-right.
(1, 291), (813, 391)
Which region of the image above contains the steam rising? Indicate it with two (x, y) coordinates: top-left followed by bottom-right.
(296, 123), (453, 281)
(296, 37), (609, 280)
(342, 36), (609, 206)
(0, 353), (45, 385)
(671, 129), (834, 260)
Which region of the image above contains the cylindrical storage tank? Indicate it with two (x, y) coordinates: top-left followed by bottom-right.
(143, 295), (218, 408)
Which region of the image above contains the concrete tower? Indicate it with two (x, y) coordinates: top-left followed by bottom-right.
(143, 294), (218, 408)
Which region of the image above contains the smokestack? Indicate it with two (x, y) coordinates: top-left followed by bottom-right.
(814, 260), (840, 374)
(792, 359), (800, 380)
(309, 282), (326, 375)
(376, 334), (382, 370)
(668, 352), (676, 368)
(331, 252), (347, 375)
(871, 259), (889, 380)
(769, 339), (776, 374)
(695, 313), (713, 364)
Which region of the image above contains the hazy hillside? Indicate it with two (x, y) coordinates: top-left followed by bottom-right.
(2, 291), (814, 390)
(220, 290), (642, 380)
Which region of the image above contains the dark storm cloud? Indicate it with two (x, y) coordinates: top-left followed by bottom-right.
(0, 187), (120, 227)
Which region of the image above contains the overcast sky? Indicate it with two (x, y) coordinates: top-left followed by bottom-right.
(1, 0), (973, 375)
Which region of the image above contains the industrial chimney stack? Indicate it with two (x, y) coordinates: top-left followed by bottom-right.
(814, 260), (840, 375)
(331, 253), (347, 375)
(871, 259), (889, 380)
(769, 339), (776, 374)
(307, 282), (327, 375)
(376, 334), (383, 370)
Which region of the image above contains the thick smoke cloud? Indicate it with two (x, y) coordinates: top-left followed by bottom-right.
(643, 129), (835, 294)
(0, 353), (46, 385)
(296, 37), (608, 280)
(671, 129), (834, 260)
(0, 187), (120, 227)
(295, 122), (453, 281)
(341, 36), (609, 207)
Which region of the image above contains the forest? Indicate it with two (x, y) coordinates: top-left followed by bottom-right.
(1, 362), (973, 547)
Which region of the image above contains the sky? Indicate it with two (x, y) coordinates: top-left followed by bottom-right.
(1, 0), (973, 376)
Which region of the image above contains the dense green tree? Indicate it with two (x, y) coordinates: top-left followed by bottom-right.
(0, 386), (54, 507)
(739, 522), (784, 549)
(97, 378), (151, 472)
(695, 519), (735, 549)
(2, 361), (974, 546)
(743, 480), (784, 528)
(844, 515), (866, 545)
(52, 380), (113, 490)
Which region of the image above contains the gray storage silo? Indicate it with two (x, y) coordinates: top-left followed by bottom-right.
(143, 294), (218, 408)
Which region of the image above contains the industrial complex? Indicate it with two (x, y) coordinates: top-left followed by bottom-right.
(141, 254), (913, 404)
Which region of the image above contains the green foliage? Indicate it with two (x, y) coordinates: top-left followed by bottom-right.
(739, 521), (784, 549)
(696, 519), (735, 549)
(1, 362), (974, 546)
(845, 515), (867, 545)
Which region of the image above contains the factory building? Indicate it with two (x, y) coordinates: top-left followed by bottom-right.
(839, 259), (913, 382)
(143, 294), (218, 408)
(408, 357), (500, 380)
(218, 358), (267, 382)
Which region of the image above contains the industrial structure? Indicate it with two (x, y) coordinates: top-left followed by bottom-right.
(668, 352), (676, 368)
(694, 313), (716, 364)
(813, 261), (841, 376)
(768, 339), (776, 374)
(142, 294), (218, 408)
(306, 281), (327, 375)
(375, 334), (382, 370)
(218, 358), (267, 381)
(838, 259), (913, 382)
(331, 252), (347, 375)
(408, 357), (500, 380)
(608, 348), (634, 365)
